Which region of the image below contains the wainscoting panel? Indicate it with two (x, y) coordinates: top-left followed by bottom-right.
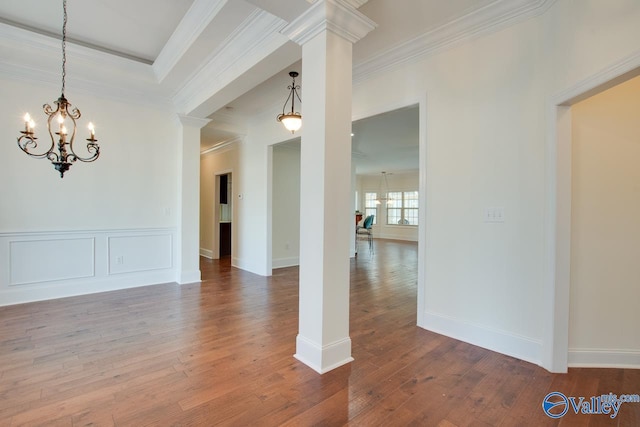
(109, 234), (172, 274)
(0, 228), (177, 306)
(9, 237), (95, 286)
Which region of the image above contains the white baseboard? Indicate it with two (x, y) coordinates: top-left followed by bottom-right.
(422, 310), (542, 366)
(199, 248), (213, 259)
(375, 233), (418, 242)
(1, 270), (176, 307)
(273, 256), (299, 269)
(294, 334), (354, 374)
(568, 348), (640, 369)
(178, 270), (201, 285)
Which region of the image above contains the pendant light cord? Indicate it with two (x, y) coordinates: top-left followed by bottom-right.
(61, 0), (67, 97)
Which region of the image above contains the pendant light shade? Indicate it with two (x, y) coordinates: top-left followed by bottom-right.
(277, 71), (302, 133)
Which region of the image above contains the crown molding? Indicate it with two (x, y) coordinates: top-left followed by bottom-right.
(200, 136), (244, 155)
(177, 114), (212, 129)
(172, 10), (289, 115)
(0, 60), (173, 111)
(153, 0), (228, 83)
(0, 22), (152, 76)
(0, 22), (172, 109)
(343, 0), (369, 8)
(281, 0), (376, 45)
(353, 0), (557, 83)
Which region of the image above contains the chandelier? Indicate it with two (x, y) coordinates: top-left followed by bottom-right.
(17, 0), (99, 178)
(277, 71), (302, 133)
(376, 172), (393, 205)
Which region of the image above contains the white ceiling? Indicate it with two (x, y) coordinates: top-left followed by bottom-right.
(0, 0), (545, 174)
(0, 0), (194, 63)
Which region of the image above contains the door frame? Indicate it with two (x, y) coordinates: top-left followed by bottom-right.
(543, 51), (640, 372)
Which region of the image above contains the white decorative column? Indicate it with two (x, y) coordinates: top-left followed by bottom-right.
(177, 114), (211, 284)
(282, 0), (375, 374)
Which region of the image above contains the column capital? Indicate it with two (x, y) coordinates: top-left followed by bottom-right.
(177, 114), (211, 129)
(281, 0), (376, 45)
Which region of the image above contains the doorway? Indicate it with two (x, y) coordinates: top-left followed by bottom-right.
(546, 61), (640, 372)
(216, 172), (232, 259)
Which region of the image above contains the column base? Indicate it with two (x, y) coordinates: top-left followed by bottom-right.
(294, 334), (354, 374)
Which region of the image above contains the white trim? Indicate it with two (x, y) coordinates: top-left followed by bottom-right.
(272, 257), (300, 269)
(153, 0), (228, 83)
(423, 311), (542, 366)
(1, 270), (177, 308)
(552, 50), (640, 106)
(544, 49), (640, 373)
(417, 93), (428, 328)
(177, 114), (212, 129)
(172, 10), (288, 115)
(353, 0), (556, 83)
(568, 349), (640, 369)
(0, 22), (172, 109)
(343, 0), (369, 8)
(281, 0), (376, 45)
(200, 248), (213, 259)
(0, 227), (175, 238)
(0, 22), (152, 69)
(294, 335), (354, 374)
(178, 270), (201, 285)
(200, 136), (243, 155)
(0, 227), (177, 307)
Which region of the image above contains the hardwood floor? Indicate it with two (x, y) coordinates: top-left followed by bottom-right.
(1, 240), (638, 426)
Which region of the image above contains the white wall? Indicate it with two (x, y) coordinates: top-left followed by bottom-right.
(272, 143), (301, 268)
(0, 75), (180, 306)
(353, 0), (640, 367)
(568, 75), (640, 367)
(192, 0), (640, 369)
(357, 171), (419, 242)
(213, 0), (640, 369)
(232, 112), (297, 276)
(353, 17), (548, 364)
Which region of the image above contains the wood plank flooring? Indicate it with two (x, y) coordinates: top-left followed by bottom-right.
(1, 240), (638, 426)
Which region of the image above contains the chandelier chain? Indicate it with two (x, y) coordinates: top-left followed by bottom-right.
(61, 0), (67, 97)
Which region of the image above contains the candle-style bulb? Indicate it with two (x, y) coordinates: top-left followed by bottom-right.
(23, 113), (33, 133)
(88, 122), (95, 138)
(57, 114), (64, 124)
(61, 125), (67, 135)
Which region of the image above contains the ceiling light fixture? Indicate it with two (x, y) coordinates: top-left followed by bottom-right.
(277, 71), (302, 133)
(376, 171), (393, 205)
(17, 0), (99, 178)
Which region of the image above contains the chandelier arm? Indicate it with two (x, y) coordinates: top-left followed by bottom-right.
(46, 151), (60, 163)
(68, 143), (100, 163)
(68, 106), (81, 120)
(17, 134), (54, 159)
(293, 86), (301, 105)
(280, 90), (294, 116)
(65, 112), (99, 163)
